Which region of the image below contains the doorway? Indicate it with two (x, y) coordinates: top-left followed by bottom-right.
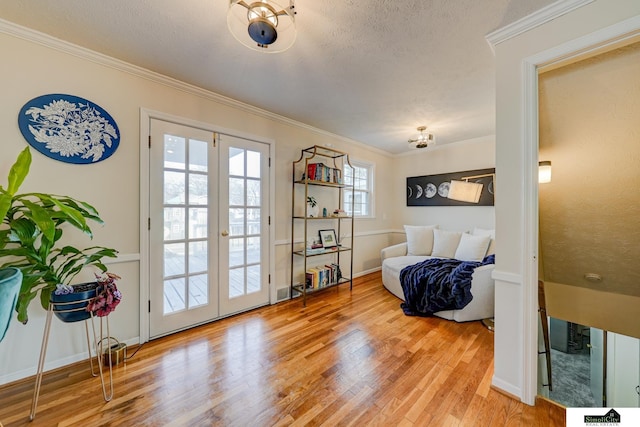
(147, 118), (271, 338)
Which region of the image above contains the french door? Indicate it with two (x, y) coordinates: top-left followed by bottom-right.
(149, 119), (270, 338)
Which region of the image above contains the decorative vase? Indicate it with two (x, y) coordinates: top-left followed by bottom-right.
(50, 282), (98, 323)
(307, 202), (319, 217)
(0, 267), (22, 342)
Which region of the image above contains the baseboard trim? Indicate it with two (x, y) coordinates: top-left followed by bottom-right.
(491, 376), (523, 403)
(0, 336), (140, 387)
(353, 266), (381, 278)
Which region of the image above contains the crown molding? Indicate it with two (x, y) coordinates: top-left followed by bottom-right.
(0, 18), (392, 158)
(485, 0), (595, 51)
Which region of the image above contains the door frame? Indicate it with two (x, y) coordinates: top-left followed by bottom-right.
(139, 108), (276, 343)
(520, 17), (640, 404)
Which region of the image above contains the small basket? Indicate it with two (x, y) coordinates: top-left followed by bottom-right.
(98, 337), (127, 366)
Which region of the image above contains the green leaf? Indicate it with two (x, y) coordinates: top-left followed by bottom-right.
(16, 272), (42, 324)
(39, 287), (53, 311)
(48, 197), (90, 234)
(22, 200), (56, 243)
(0, 193), (11, 223)
(7, 147), (31, 196)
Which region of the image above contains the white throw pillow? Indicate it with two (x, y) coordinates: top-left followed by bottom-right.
(472, 227), (495, 255)
(404, 225), (438, 256)
(455, 233), (491, 261)
(431, 229), (462, 258)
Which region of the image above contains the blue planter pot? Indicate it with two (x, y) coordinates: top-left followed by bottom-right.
(50, 282), (97, 323)
(0, 267), (22, 342)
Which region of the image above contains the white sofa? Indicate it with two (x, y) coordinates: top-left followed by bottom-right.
(380, 226), (495, 322)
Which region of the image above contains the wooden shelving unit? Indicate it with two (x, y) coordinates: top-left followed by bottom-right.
(290, 145), (354, 305)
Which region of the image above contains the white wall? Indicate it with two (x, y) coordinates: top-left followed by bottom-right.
(393, 135), (495, 232)
(0, 23), (397, 384)
(491, 0), (640, 404)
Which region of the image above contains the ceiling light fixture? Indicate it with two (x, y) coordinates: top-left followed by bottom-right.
(408, 126), (435, 149)
(227, 0), (297, 53)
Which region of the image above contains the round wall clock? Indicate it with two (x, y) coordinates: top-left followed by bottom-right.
(18, 94), (120, 164)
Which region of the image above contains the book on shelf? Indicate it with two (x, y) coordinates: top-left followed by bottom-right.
(305, 264), (343, 289)
(304, 247), (325, 255)
(306, 162), (342, 184)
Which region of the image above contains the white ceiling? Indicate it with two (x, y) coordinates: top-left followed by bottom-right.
(0, 0), (555, 154)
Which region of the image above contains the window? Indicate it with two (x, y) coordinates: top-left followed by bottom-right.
(343, 161), (374, 218)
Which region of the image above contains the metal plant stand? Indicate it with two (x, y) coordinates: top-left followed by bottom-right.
(30, 297), (114, 420)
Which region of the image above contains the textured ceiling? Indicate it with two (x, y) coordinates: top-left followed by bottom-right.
(0, 0), (554, 154)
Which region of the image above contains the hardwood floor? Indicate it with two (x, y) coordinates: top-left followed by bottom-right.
(0, 272), (565, 426)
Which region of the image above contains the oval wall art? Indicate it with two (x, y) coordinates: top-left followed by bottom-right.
(18, 94), (120, 164)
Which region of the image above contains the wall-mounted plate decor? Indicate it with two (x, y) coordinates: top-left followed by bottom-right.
(407, 168), (495, 206)
(18, 94), (120, 164)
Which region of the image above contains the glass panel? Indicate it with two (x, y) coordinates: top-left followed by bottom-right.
(246, 150), (260, 178)
(247, 265), (261, 294)
(246, 208), (261, 235)
(344, 165), (353, 185)
(246, 179), (261, 206)
(247, 237), (260, 264)
(188, 274), (208, 308)
(164, 208), (185, 240)
(189, 174), (208, 205)
(189, 139), (208, 172)
(163, 278), (185, 314)
(229, 208), (245, 236)
(188, 208), (208, 239)
(189, 241), (207, 273)
(164, 135), (185, 170)
(229, 268), (244, 298)
(229, 147), (245, 176)
(229, 238), (244, 267)
(229, 178), (245, 206)
(164, 171), (185, 204)
(164, 243), (185, 277)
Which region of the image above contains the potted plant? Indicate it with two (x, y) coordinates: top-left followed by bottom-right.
(0, 147), (119, 324)
(306, 196), (319, 217)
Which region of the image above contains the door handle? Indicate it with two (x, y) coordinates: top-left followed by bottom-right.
(221, 230), (229, 237)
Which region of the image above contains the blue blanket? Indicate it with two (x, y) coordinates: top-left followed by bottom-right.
(399, 254), (495, 317)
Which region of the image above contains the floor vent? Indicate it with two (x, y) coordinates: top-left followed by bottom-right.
(276, 287), (290, 301)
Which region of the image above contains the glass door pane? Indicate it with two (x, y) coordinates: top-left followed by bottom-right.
(150, 119), (218, 338)
(219, 136), (269, 316)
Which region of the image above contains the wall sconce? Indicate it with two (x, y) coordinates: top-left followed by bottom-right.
(447, 173), (495, 203)
(539, 161), (552, 184)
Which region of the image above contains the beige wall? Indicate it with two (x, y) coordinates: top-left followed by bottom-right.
(0, 20), (493, 385)
(392, 135), (495, 233)
(539, 42), (640, 300)
(538, 41), (640, 340)
(0, 27), (398, 384)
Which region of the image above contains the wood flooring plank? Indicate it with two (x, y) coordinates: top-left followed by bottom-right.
(0, 271), (566, 427)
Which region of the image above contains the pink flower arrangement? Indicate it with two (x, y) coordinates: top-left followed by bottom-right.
(86, 272), (122, 317)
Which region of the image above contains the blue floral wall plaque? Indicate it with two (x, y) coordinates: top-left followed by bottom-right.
(18, 94), (120, 164)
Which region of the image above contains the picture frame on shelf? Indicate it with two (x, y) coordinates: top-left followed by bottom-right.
(319, 229), (338, 248)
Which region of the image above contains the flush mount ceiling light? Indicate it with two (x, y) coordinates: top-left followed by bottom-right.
(227, 0), (297, 53)
(408, 126), (435, 149)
